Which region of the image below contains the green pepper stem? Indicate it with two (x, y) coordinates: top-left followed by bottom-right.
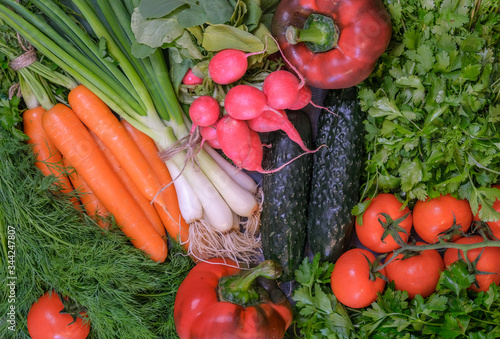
(218, 260), (282, 306)
(285, 13), (338, 53)
(286, 25), (324, 45)
(235, 260), (281, 290)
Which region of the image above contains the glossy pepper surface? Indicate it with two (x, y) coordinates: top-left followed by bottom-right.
(174, 258), (293, 339)
(272, 0), (392, 89)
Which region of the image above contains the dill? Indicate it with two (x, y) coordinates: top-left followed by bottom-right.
(0, 123), (193, 338)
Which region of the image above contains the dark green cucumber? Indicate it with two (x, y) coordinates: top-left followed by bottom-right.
(307, 87), (365, 262)
(260, 110), (313, 281)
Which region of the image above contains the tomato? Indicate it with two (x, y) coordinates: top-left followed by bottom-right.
(473, 184), (500, 240)
(355, 193), (413, 253)
(443, 235), (500, 292)
(413, 194), (472, 243)
(331, 248), (386, 308)
(384, 242), (445, 299)
(27, 291), (90, 339)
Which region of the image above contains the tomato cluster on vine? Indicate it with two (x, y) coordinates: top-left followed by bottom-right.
(330, 192), (500, 309)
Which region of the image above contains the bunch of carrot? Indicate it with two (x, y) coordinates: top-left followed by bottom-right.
(23, 84), (189, 263)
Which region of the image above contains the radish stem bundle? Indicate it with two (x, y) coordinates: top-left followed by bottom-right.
(0, 0), (262, 263)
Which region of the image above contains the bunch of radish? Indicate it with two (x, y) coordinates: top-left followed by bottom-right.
(186, 47), (316, 173)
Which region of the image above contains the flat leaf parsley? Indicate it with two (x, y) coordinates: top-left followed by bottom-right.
(358, 0), (500, 221)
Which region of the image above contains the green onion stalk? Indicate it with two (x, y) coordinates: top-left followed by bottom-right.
(0, 0), (262, 264)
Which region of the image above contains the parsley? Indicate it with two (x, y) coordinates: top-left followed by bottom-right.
(357, 0), (500, 221)
(291, 255), (355, 338)
(291, 255), (500, 338)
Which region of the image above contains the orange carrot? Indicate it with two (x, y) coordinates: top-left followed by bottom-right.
(121, 120), (190, 248)
(67, 85), (169, 211)
(89, 130), (167, 240)
(23, 106), (78, 205)
(41, 103), (168, 262)
(62, 157), (110, 229)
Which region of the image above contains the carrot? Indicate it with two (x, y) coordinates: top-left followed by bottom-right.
(62, 157), (110, 229)
(23, 106), (78, 205)
(41, 103), (168, 262)
(121, 120), (190, 248)
(67, 85), (168, 211)
(89, 130), (167, 241)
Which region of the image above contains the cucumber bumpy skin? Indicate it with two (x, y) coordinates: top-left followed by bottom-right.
(307, 87), (365, 263)
(260, 110), (313, 281)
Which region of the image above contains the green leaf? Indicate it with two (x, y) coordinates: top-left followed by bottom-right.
(368, 97), (403, 120)
(313, 284), (334, 314)
(201, 24), (266, 52)
(293, 285), (315, 308)
(421, 0), (435, 10)
(460, 36), (485, 52)
(130, 41), (156, 59)
(138, 0), (189, 19)
(416, 44), (435, 74)
(403, 29), (421, 50)
(399, 160), (423, 192)
(131, 9), (184, 48)
(242, 0), (262, 31)
(177, 4), (208, 27)
(437, 261), (476, 296)
(441, 314), (470, 338)
(200, 0), (234, 24)
(173, 31), (204, 60)
(435, 50), (451, 71)
(295, 256), (314, 286)
(462, 64), (482, 81)
(396, 76), (425, 105)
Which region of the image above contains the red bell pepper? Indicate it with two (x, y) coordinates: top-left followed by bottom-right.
(174, 258), (293, 339)
(271, 0), (392, 89)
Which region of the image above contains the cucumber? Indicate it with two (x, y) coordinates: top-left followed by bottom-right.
(307, 87), (365, 263)
(260, 110), (313, 281)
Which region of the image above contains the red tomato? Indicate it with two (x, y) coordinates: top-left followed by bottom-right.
(331, 248), (386, 308)
(385, 242), (445, 299)
(443, 235), (500, 292)
(413, 194), (472, 243)
(27, 291), (90, 339)
(473, 184), (500, 240)
(355, 193), (413, 253)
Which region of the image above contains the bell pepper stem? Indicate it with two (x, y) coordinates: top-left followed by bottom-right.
(285, 13), (339, 53)
(286, 25), (324, 45)
(218, 260), (282, 306)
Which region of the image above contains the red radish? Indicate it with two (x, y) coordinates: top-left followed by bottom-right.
(199, 123), (221, 149)
(247, 109), (313, 152)
(208, 49), (264, 85)
(216, 115), (252, 167)
(217, 115), (315, 173)
(189, 95), (220, 133)
(262, 70), (301, 110)
(206, 138), (222, 149)
(241, 130), (265, 171)
(262, 34), (335, 114)
(288, 85), (313, 110)
(289, 84), (336, 114)
(182, 68), (204, 85)
(224, 85), (276, 120)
